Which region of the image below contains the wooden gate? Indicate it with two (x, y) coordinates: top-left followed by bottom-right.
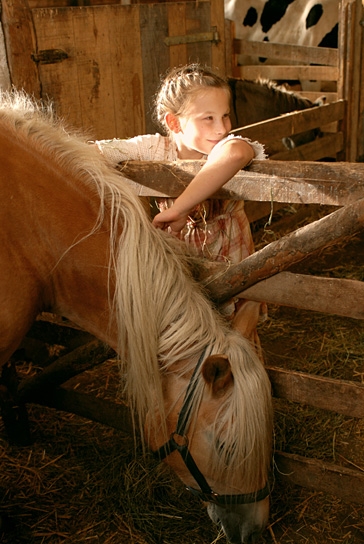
(118, 158), (364, 503)
(226, 0), (364, 162)
(1, 0), (226, 139)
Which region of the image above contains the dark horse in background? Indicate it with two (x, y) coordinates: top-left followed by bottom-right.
(228, 77), (323, 150)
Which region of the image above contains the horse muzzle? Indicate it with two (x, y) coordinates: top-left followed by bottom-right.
(206, 496), (269, 544)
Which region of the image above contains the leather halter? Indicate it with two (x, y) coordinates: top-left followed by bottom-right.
(153, 349), (270, 506)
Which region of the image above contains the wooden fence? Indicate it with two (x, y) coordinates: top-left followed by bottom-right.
(116, 158), (364, 503)
(10, 158), (364, 504)
(2, 0), (363, 161)
(225, 0), (364, 163)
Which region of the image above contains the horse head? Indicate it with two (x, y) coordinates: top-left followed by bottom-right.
(145, 307), (272, 544)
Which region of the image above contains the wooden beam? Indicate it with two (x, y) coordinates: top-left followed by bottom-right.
(241, 272), (364, 320)
(197, 198), (364, 302)
(119, 159), (364, 206)
(230, 101), (345, 141)
(268, 367), (364, 418)
(234, 39), (338, 67)
(1, 0), (40, 95)
(18, 340), (115, 402)
(32, 387), (133, 434)
(236, 64), (339, 82)
(270, 132), (344, 161)
(275, 452), (364, 504)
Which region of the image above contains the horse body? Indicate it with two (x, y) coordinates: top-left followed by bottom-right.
(0, 124), (112, 360)
(0, 91), (273, 543)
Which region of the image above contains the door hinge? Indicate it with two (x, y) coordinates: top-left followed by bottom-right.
(31, 49), (69, 65)
(164, 27), (220, 47)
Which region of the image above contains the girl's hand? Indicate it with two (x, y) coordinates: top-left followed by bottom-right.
(152, 207), (190, 233)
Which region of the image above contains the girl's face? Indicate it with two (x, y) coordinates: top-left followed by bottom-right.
(174, 87), (232, 159)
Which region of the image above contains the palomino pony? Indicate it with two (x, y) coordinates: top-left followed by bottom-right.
(0, 91), (272, 544)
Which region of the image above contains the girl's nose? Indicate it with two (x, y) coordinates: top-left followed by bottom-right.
(215, 119), (226, 134)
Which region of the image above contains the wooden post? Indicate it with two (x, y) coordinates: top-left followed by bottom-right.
(1, 0), (40, 95)
(338, 0), (364, 161)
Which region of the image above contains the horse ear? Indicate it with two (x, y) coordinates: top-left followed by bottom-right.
(232, 299), (261, 341)
(202, 354), (233, 397)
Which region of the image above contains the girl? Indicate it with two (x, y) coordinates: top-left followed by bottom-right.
(94, 64), (267, 346)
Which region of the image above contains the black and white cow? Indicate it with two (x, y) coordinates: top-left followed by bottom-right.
(225, 0), (338, 90)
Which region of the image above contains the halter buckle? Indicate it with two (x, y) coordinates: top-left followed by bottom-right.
(170, 432), (189, 450)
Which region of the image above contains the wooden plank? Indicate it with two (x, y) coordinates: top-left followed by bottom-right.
(1, 0), (40, 95)
(348, 0), (361, 160)
(118, 159), (364, 206)
(241, 272), (364, 320)
(185, 1), (212, 66)
(18, 341), (115, 400)
(234, 39), (338, 67)
(224, 18), (233, 77)
(31, 387), (133, 434)
(268, 367), (364, 418)
(236, 65), (339, 82)
(140, 3), (170, 135)
(358, 1), (364, 161)
(209, 0), (226, 72)
(167, 3), (188, 68)
(197, 199), (364, 302)
(32, 5), (145, 138)
(275, 452), (364, 504)
(231, 101), (345, 142)
(270, 132), (344, 161)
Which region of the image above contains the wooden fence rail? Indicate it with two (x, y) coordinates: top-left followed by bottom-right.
(8, 159), (364, 504)
(120, 158), (364, 501)
(226, 0), (364, 162)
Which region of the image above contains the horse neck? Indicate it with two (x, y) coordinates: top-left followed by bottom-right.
(0, 128), (118, 349)
(231, 79), (313, 127)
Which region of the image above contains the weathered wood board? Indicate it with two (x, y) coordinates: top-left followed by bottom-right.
(268, 367), (364, 419)
(275, 452), (364, 505)
(119, 159), (364, 206)
(234, 39), (338, 66)
(242, 272), (364, 320)
(2, 0), (226, 139)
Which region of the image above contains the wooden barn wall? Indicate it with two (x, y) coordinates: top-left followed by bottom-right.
(1, 0), (226, 139)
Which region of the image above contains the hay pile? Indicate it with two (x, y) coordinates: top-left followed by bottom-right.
(0, 358), (220, 544)
(1, 204), (364, 543)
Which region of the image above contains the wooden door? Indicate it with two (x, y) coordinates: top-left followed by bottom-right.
(1, 0), (226, 139)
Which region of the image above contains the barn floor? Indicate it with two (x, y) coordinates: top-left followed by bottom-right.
(1, 205), (364, 544)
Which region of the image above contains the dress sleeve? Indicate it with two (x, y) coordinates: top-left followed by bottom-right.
(208, 134), (267, 163)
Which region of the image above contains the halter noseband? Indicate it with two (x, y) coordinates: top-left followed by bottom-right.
(153, 349), (270, 506)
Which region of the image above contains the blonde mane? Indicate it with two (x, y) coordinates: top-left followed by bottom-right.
(1, 90), (272, 489)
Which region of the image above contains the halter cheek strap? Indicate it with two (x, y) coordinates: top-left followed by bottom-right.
(153, 349), (270, 506)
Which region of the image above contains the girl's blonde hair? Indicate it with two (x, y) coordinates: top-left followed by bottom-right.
(154, 63), (231, 134)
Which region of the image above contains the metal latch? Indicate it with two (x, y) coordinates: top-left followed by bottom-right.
(31, 49), (69, 65)
(164, 27), (219, 47)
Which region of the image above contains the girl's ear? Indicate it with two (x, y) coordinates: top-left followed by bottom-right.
(165, 113), (180, 133)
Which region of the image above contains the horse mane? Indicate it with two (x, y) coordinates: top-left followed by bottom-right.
(255, 77), (315, 108)
(0, 89), (272, 488)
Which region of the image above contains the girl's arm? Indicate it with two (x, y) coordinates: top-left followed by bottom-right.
(152, 138), (255, 232)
